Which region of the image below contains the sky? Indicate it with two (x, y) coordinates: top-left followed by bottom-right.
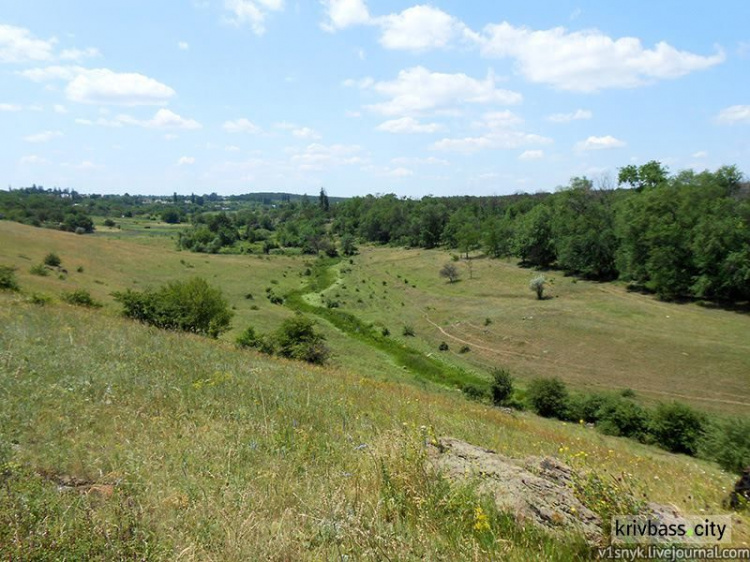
(1, 0), (749, 197)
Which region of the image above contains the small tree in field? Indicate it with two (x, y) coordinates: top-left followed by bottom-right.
(529, 275), (547, 300)
(440, 263), (460, 283)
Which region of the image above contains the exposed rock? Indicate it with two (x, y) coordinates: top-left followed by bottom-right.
(729, 467), (750, 509)
(426, 437), (603, 545)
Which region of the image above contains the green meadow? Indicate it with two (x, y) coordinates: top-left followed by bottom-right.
(1, 220), (749, 559)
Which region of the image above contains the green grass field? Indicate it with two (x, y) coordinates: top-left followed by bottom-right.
(1, 221), (749, 559)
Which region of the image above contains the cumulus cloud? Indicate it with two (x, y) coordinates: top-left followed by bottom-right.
(519, 149), (544, 160)
(224, 0), (285, 35)
(692, 150), (708, 158)
(363, 66), (521, 117)
(391, 156), (449, 166)
(0, 103), (22, 111)
(575, 135), (626, 150)
(290, 143), (364, 171)
(321, 0), (371, 32)
(376, 116), (443, 133)
(223, 118), (262, 133)
(178, 41), (190, 50)
(478, 23), (724, 92)
(19, 155), (49, 165)
(119, 109), (202, 129)
(432, 131), (551, 153)
(292, 127), (321, 139)
(716, 105), (750, 124)
(547, 109), (592, 123)
(384, 166), (413, 177)
(20, 66), (176, 106)
(178, 156), (195, 165)
(0, 24), (98, 64)
(24, 130), (63, 143)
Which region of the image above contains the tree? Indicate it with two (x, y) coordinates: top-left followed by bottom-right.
(340, 233), (357, 256)
(529, 275), (546, 300)
(527, 378), (569, 419)
(491, 369), (514, 406)
(440, 263), (460, 283)
(617, 160), (668, 191)
(513, 204), (556, 267)
(319, 188), (330, 213)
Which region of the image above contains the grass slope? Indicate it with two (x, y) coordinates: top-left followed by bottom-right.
(1, 295), (747, 560)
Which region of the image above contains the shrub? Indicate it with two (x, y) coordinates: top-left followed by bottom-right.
(61, 289), (102, 308)
(529, 275), (546, 300)
(439, 263), (460, 283)
(490, 369), (514, 406)
(76, 266), (84, 273)
(458, 345), (471, 354)
(527, 377), (568, 419)
(650, 402), (706, 455)
(29, 264), (49, 276)
(597, 398), (651, 441)
(438, 341), (449, 351)
(0, 266), (20, 291)
(43, 252), (61, 267)
(702, 417), (750, 474)
(462, 384), (487, 401)
(381, 327), (390, 337)
(275, 314), (330, 365)
(27, 292), (52, 306)
(236, 326), (259, 349)
(113, 277), (233, 338)
(567, 393), (610, 423)
(103, 218), (116, 227)
(402, 325), (415, 337)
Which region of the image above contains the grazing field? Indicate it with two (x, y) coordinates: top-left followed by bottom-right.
(325, 247), (750, 416)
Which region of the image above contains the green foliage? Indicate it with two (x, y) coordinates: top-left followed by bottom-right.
(61, 289), (102, 308)
(29, 263), (49, 276)
(439, 262), (460, 283)
(701, 417), (750, 474)
(236, 326), (259, 349)
(650, 402), (706, 455)
(527, 377), (569, 419)
(458, 345), (470, 354)
(438, 341), (449, 351)
(43, 252), (61, 267)
(490, 368), (514, 406)
(27, 292), (52, 306)
(461, 383), (487, 401)
(274, 314), (330, 365)
(402, 325), (415, 337)
(113, 277), (233, 338)
(514, 204), (556, 267)
(596, 398), (651, 441)
(0, 266), (20, 291)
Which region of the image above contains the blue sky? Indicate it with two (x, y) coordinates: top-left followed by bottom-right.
(1, 0), (749, 197)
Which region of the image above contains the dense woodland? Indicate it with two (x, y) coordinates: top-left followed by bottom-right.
(3, 162), (749, 302)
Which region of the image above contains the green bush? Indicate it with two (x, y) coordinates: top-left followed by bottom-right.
(113, 277), (233, 338)
(43, 252), (61, 267)
(402, 325), (415, 337)
(61, 289), (102, 308)
(596, 398), (651, 441)
(490, 369), (514, 406)
(27, 292), (52, 306)
(701, 417), (750, 474)
(650, 402), (706, 455)
(438, 341), (449, 351)
(0, 266), (20, 291)
(29, 264), (49, 276)
(567, 393), (610, 423)
(236, 326), (259, 349)
(462, 384), (488, 402)
(527, 377), (569, 419)
(275, 314), (330, 365)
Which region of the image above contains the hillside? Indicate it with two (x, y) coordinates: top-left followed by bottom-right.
(1, 220), (749, 559)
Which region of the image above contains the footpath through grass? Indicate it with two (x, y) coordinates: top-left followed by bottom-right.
(285, 257), (488, 391)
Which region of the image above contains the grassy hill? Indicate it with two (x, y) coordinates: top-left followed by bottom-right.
(1, 220), (749, 559)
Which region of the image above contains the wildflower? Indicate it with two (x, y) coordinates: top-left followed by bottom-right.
(474, 505), (490, 532)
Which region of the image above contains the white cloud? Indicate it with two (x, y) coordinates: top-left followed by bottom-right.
(290, 143), (364, 171)
(716, 105), (750, 124)
(119, 108), (202, 130)
(377, 5), (465, 52)
(178, 41), (190, 50)
(480, 110), (523, 129)
(178, 156), (195, 166)
(547, 109), (592, 123)
(385, 166), (413, 177)
(19, 155), (49, 165)
(0, 24), (55, 63)
(575, 135), (626, 150)
(692, 150), (708, 158)
(342, 76), (374, 89)
(321, 0), (371, 32)
(0, 103), (22, 111)
(391, 156), (448, 166)
(164, 134), (178, 140)
(223, 118), (262, 133)
(432, 131), (552, 153)
(225, 145), (241, 152)
(376, 116), (443, 133)
(365, 66), (521, 116)
(59, 47), (100, 62)
(292, 127), (321, 139)
(519, 149), (544, 160)
(53, 104), (67, 114)
(75, 117), (123, 127)
(21, 66), (176, 106)
(478, 23), (725, 92)
(224, 0), (285, 35)
(24, 130), (63, 143)
(345, 110), (361, 118)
